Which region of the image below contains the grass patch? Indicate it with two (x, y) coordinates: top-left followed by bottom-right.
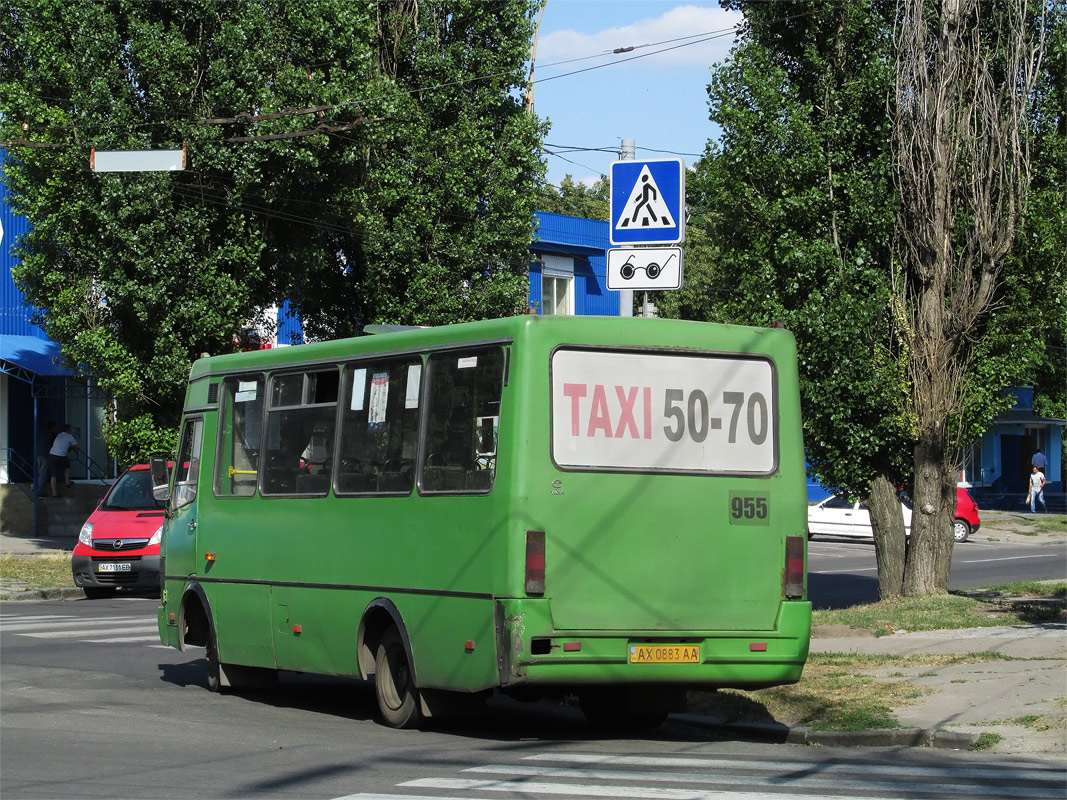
(813, 584), (1066, 634)
(0, 554), (74, 592)
(976, 580), (1066, 597)
(971, 732), (1003, 751)
(1012, 515), (1067, 535)
(1013, 712), (1067, 732)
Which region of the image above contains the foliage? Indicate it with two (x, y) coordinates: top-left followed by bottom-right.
(536, 174), (609, 220)
(0, 0), (546, 461)
(686, 1), (1063, 596)
(691, 1), (910, 501)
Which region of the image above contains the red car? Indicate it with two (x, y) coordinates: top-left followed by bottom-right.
(953, 486), (981, 542)
(71, 465), (164, 599)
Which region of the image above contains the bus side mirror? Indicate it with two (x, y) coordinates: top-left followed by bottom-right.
(149, 454), (173, 503)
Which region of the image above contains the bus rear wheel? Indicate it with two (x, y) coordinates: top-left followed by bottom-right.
(375, 627), (421, 728)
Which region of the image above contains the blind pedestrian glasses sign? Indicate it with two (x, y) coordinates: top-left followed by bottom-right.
(610, 158), (685, 245)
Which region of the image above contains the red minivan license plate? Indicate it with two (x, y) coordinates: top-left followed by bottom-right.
(97, 563), (132, 573)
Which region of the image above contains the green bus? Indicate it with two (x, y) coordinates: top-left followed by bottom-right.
(156, 314), (810, 728)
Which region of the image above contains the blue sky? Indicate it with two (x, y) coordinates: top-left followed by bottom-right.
(533, 1), (742, 187)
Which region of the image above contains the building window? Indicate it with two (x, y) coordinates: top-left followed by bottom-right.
(542, 274), (572, 315)
(540, 254), (575, 315)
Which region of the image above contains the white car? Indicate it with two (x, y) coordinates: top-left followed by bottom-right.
(807, 489), (978, 543)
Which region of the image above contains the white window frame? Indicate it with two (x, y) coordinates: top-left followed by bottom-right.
(541, 254), (575, 316)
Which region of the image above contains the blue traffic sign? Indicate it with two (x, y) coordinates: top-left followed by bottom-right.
(609, 158), (685, 245)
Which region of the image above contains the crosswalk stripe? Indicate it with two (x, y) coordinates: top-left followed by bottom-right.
(469, 763), (1051, 798)
(526, 752), (1062, 783)
(1, 617), (145, 632)
(18, 625), (157, 639)
(401, 777), (886, 799)
(83, 635), (161, 643)
(0, 614), (78, 622)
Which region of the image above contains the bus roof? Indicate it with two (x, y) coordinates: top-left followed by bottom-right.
(188, 315), (795, 381)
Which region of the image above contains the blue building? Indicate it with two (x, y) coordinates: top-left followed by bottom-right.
(528, 211), (629, 317)
(1, 165), (113, 484)
(962, 386), (1064, 509)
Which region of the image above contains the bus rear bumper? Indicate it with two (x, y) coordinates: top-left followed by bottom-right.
(496, 599), (811, 690)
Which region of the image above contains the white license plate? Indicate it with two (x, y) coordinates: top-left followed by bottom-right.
(97, 562), (132, 573)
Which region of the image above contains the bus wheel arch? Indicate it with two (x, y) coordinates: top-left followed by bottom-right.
(179, 583), (212, 651)
(358, 599), (423, 728)
(357, 598), (416, 681)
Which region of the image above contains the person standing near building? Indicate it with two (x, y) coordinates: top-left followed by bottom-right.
(48, 424), (78, 497)
(1029, 465), (1047, 513)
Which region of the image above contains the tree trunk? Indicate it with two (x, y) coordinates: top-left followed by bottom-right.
(903, 436), (955, 595)
(869, 472), (906, 599)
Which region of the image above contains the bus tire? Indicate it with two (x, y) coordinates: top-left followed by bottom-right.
(205, 624), (223, 693)
(375, 626), (421, 728)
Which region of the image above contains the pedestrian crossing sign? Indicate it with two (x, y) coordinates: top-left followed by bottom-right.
(610, 158), (685, 245)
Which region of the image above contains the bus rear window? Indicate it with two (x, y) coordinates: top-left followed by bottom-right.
(551, 348), (778, 475)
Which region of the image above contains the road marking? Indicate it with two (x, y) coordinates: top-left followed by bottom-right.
(0, 616), (145, 632)
(401, 778), (890, 799)
(18, 624), (157, 639)
(470, 763), (1052, 798)
(956, 554), (1055, 564)
(519, 754), (1063, 787)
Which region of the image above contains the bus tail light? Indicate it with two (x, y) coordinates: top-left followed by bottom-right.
(784, 535), (805, 599)
(525, 530), (546, 596)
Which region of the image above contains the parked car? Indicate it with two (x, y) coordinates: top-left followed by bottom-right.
(71, 465), (164, 599)
(807, 486), (980, 543)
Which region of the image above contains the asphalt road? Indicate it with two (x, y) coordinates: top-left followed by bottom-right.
(3, 597), (1066, 799)
(808, 538), (1067, 609)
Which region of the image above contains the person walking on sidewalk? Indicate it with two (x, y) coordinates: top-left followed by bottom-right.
(1029, 465), (1047, 513)
(48, 424), (78, 497)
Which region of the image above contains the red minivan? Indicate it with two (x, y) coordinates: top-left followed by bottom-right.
(71, 465), (164, 599)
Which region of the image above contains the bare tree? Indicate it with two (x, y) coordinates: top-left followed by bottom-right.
(892, 0), (1045, 594)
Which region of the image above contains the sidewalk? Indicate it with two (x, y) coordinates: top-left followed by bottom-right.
(799, 623), (1067, 757)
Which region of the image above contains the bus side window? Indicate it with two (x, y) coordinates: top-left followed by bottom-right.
(336, 357), (421, 495)
(261, 369), (338, 496)
(421, 347), (504, 494)
(215, 375), (264, 497)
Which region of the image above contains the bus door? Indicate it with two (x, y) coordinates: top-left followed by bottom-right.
(165, 418), (204, 593)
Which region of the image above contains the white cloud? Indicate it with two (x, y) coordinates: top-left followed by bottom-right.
(538, 4), (741, 71)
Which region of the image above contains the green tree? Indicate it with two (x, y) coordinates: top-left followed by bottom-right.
(537, 174), (609, 220)
(891, 0), (1048, 594)
(692, 1), (915, 596)
(686, 0), (1059, 596)
(0, 0), (545, 464)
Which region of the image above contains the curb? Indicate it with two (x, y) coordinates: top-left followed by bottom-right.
(0, 587), (84, 601)
(675, 716), (982, 750)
